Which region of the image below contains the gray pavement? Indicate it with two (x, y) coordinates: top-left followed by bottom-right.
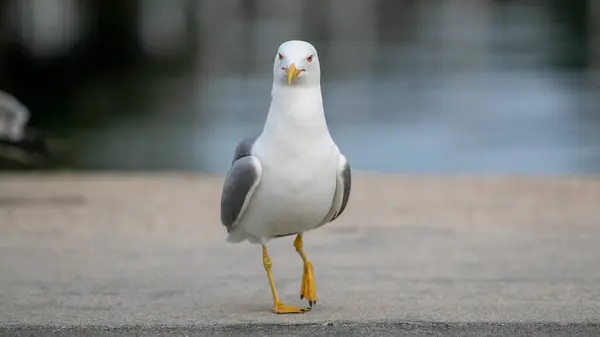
(0, 174), (599, 335)
(2, 322), (600, 336)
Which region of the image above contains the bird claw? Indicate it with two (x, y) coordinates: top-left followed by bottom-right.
(274, 302), (311, 314)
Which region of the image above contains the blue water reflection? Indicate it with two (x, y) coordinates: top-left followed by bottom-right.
(3, 0), (600, 174)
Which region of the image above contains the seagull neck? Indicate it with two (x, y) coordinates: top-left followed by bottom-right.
(269, 85), (324, 118)
(263, 84), (329, 138)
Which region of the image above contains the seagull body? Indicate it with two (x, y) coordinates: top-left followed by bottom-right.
(220, 40), (351, 314)
(225, 84), (341, 244)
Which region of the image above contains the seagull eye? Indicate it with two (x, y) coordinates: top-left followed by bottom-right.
(306, 55), (313, 62)
(278, 53), (284, 60)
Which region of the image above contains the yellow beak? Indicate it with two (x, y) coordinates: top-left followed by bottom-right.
(285, 63), (302, 85)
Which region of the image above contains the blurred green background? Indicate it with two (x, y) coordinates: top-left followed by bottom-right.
(0, 0), (598, 174)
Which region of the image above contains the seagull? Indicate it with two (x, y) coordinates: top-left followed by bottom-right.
(0, 90), (29, 143)
(0, 90), (47, 163)
(220, 40), (351, 314)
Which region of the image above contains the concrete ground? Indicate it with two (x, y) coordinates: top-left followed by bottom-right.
(0, 174), (599, 336)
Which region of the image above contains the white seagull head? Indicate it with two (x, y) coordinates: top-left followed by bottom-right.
(272, 40), (321, 88)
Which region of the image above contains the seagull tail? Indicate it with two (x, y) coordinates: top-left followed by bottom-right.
(225, 229), (246, 243)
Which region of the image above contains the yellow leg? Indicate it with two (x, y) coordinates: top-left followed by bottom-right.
(262, 245), (311, 314)
(293, 234), (316, 307)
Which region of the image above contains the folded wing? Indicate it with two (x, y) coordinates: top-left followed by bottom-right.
(319, 153), (351, 226)
(220, 136), (262, 232)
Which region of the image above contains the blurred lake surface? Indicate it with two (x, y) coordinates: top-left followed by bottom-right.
(2, 0), (600, 174)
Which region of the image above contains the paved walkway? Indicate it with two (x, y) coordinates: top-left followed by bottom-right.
(0, 174), (599, 335)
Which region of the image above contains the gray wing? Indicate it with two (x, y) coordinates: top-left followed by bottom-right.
(332, 160), (351, 221)
(320, 154), (351, 225)
(232, 134), (258, 163)
(220, 137), (262, 232)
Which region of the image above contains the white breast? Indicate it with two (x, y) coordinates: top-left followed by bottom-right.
(240, 135), (338, 241)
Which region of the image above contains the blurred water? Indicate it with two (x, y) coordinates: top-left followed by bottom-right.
(2, 0), (600, 174)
